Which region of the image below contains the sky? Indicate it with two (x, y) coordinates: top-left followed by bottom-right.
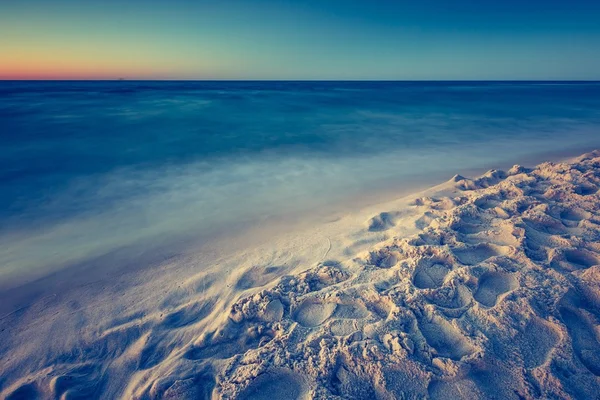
(1, 0), (600, 80)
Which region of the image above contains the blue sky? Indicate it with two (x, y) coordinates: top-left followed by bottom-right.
(1, 0), (599, 79)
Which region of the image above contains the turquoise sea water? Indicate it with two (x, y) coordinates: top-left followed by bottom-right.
(1, 81), (600, 285)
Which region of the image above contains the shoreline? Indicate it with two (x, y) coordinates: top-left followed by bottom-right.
(1, 144), (596, 313)
(1, 143), (594, 296)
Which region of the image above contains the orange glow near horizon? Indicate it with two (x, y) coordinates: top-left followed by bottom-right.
(1, 51), (216, 80)
(0, 33), (241, 80)
(1, 65), (183, 81)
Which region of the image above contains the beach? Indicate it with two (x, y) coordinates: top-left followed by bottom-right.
(1, 149), (599, 399)
(3, 0), (600, 397)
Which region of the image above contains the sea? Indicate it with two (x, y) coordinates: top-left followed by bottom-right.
(2, 81), (600, 287)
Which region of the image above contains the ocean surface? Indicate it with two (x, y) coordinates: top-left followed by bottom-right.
(2, 81), (600, 287)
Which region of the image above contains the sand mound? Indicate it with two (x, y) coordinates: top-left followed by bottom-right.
(1, 151), (600, 399)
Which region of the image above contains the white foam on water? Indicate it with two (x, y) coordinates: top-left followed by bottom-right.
(1, 129), (598, 289)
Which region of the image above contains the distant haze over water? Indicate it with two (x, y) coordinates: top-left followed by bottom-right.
(1, 81), (600, 286)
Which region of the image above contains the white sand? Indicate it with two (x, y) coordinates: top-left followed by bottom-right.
(1, 151), (600, 399)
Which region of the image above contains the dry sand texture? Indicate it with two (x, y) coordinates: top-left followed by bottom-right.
(1, 151), (600, 399)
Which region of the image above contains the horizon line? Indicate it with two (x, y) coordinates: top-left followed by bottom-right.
(1, 79), (600, 82)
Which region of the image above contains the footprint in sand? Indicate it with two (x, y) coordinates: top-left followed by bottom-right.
(452, 243), (506, 266)
(426, 284), (471, 310)
(417, 314), (476, 360)
(523, 216), (566, 235)
(461, 222), (520, 247)
(560, 207), (591, 223)
(293, 300), (337, 327)
(329, 319), (358, 336)
(332, 302), (370, 319)
(411, 232), (443, 246)
(413, 261), (451, 289)
(238, 369), (308, 400)
(262, 299), (285, 322)
(559, 306), (600, 376)
(294, 298), (370, 328)
(515, 317), (560, 369)
(574, 184), (597, 196)
(368, 212), (397, 232)
(450, 221), (488, 235)
(367, 249), (399, 269)
(473, 271), (518, 307)
(474, 196), (501, 210)
(563, 249), (600, 270)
